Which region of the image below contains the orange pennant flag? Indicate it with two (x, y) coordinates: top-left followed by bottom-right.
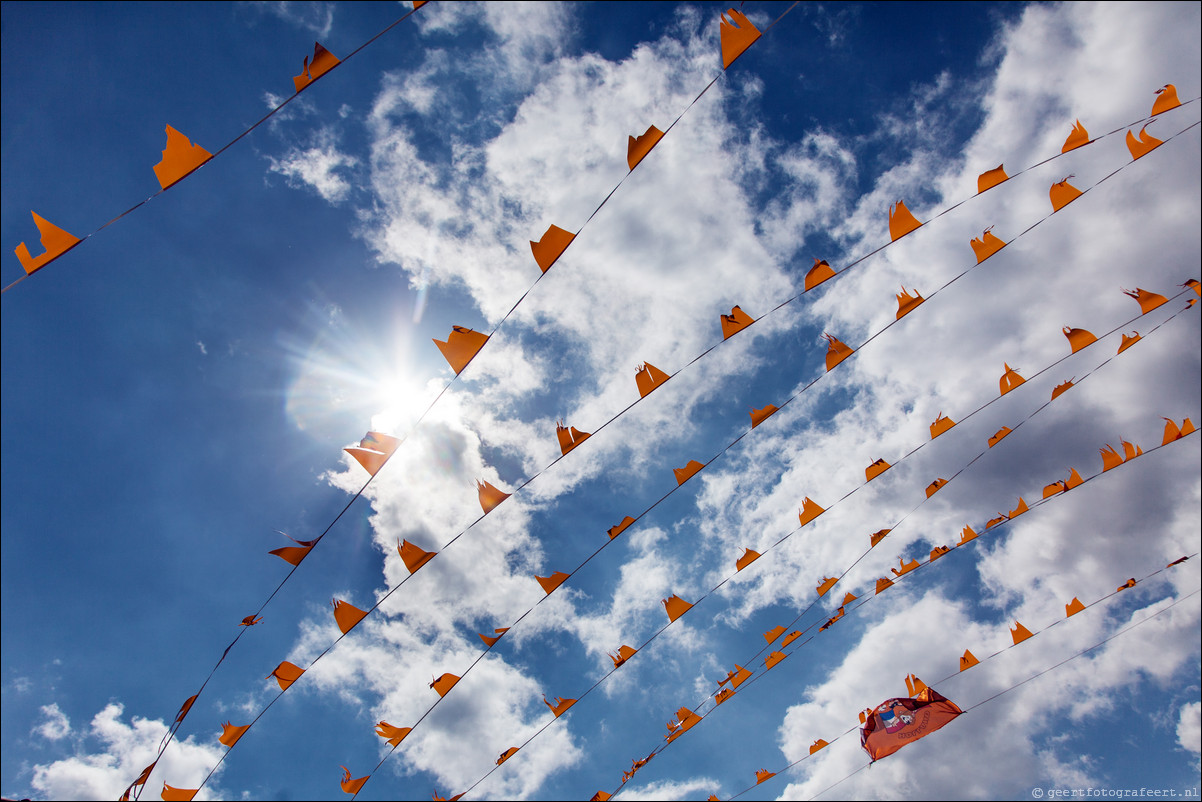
(608, 516), (636, 540)
(555, 421), (590, 455)
(1062, 119), (1090, 153)
(1062, 326), (1097, 353)
(536, 571), (570, 595)
(810, 738), (829, 754)
(376, 721), (410, 747)
(332, 599), (368, 634)
(736, 548), (761, 572)
(888, 200), (923, 241)
(497, 747), (519, 765)
(476, 479), (510, 514)
(1010, 620), (1034, 645)
(755, 769), (776, 784)
(896, 287), (924, 319)
(999, 363), (1025, 395)
(153, 125), (212, 190)
(870, 528), (891, 547)
(719, 8), (761, 69)
(609, 644), (638, 668)
(925, 478), (948, 497)
(628, 125), (664, 170)
(662, 594), (693, 622)
(219, 721), (250, 748)
(398, 539), (437, 574)
(635, 362), (670, 397)
(270, 531), (318, 566)
(988, 426), (1012, 448)
(720, 305), (754, 339)
(267, 661), (305, 691)
(433, 326), (489, 375)
(977, 164), (1008, 194)
(804, 257), (835, 290)
(673, 459), (705, 485)
(293, 42), (341, 93)
(530, 224), (575, 273)
(798, 496), (825, 526)
(750, 403), (779, 428)
(865, 458), (891, 481)
(823, 334), (854, 371)
(161, 784), (199, 801)
(339, 766), (368, 795)
(959, 649), (979, 670)
(1050, 176), (1083, 212)
(1122, 287), (1168, 314)
(816, 576), (838, 597)
(478, 628), (509, 648)
(1051, 379), (1075, 400)
(957, 525), (977, 545)
(930, 412), (955, 439)
(763, 625), (786, 644)
(1065, 597), (1085, 617)
(543, 696), (576, 717)
(1150, 84), (1181, 116)
(970, 227), (1006, 263)
(430, 673), (459, 697)
(1126, 126), (1163, 160)
(1118, 332), (1141, 354)
(14, 211), (81, 275)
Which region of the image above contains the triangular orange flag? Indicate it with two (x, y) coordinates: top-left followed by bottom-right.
(430, 673), (459, 697)
(823, 333), (854, 371)
(332, 598), (368, 634)
(628, 125), (664, 170)
(339, 766), (368, 795)
(267, 661), (305, 691)
(293, 42), (341, 93)
(398, 539), (437, 574)
(736, 548), (761, 572)
(662, 594), (693, 622)
(376, 721), (411, 747)
(1126, 126), (1163, 160)
(673, 459), (705, 485)
(161, 784), (199, 801)
(1062, 119), (1090, 153)
(977, 164), (1008, 193)
(888, 200), (923, 241)
(219, 721), (250, 748)
(1151, 84), (1181, 116)
(1050, 176), (1083, 212)
(719, 8), (761, 69)
(153, 125), (212, 190)
(970, 227), (1006, 263)
(720, 305), (754, 339)
(270, 532), (318, 566)
(433, 326), (488, 375)
(635, 362), (670, 397)
(805, 257), (836, 290)
(15, 211), (81, 275)
(536, 571), (570, 595)
(896, 287), (924, 319)
(476, 479), (510, 513)
(798, 496), (825, 526)
(999, 363), (1025, 395)
(530, 224), (575, 273)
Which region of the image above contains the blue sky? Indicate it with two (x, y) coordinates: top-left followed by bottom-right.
(2, 2), (1200, 800)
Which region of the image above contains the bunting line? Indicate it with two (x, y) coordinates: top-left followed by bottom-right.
(5, 4), (428, 297)
(608, 429), (1200, 800)
(448, 334), (1198, 797)
(186, 226), (1197, 796)
(800, 588), (1200, 802)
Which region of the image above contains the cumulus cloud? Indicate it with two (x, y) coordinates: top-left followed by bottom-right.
(34, 703), (71, 741)
(265, 1), (1199, 797)
(1178, 701), (1201, 757)
(27, 703), (227, 801)
(268, 127), (359, 203)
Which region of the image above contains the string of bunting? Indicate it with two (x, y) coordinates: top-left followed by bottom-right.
(160, 107), (1199, 799)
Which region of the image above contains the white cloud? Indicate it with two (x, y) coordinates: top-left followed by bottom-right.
(1178, 700), (1201, 757)
(28, 703), (227, 802)
(268, 127), (359, 203)
(249, 1), (335, 39)
(264, 1), (1200, 798)
(34, 703), (70, 741)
